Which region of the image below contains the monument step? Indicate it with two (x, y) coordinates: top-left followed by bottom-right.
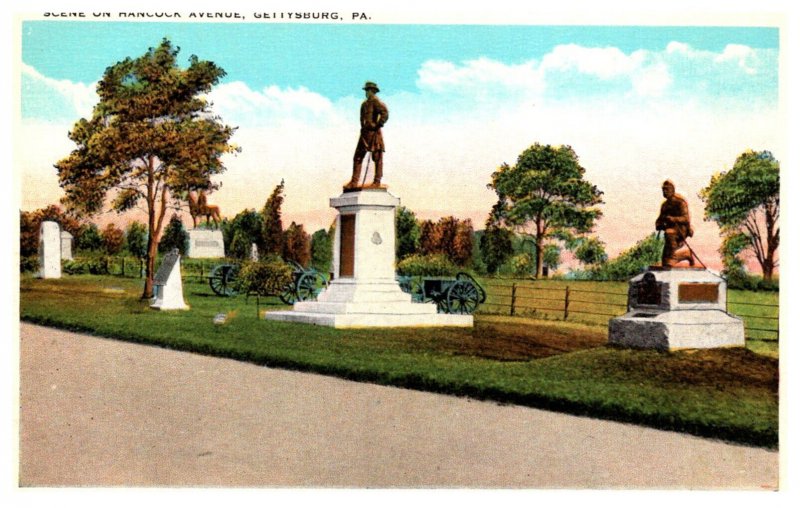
(265, 310), (473, 328)
(316, 280), (413, 303)
(293, 300), (438, 315)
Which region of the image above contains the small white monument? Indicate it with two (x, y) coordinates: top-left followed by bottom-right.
(187, 229), (225, 258)
(60, 231), (74, 261)
(150, 249), (189, 310)
(38, 221), (61, 279)
(608, 267), (745, 350)
(250, 242), (259, 261)
(265, 188), (472, 328)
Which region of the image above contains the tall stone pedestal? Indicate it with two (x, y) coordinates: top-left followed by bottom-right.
(187, 229), (225, 258)
(608, 267), (745, 351)
(265, 189), (472, 328)
(38, 221), (61, 279)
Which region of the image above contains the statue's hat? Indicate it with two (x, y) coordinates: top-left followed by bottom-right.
(363, 81), (380, 92)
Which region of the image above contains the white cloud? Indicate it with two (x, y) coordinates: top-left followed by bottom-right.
(21, 63), (97, 118)
(541, 44), (643, 79)
(416, 57), (544, 98)
(208, 82), (344, 127)
(631, 62), (673, 97)
(412, 41), (775, 102)
(715, 43), (759, 75)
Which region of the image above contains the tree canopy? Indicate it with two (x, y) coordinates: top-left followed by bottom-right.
(700, 150), (779, 280)
(55, 38), (238, 297)
(262, 180), (285, 256)
(488, 143), (603, 277)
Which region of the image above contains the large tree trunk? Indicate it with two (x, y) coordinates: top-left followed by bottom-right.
(535, 236), (544, 279)
(140, 156), (169, 299)
(534, 217), (545, 279)
(142, 235), (158, 299)
(762, 259), (774, 281)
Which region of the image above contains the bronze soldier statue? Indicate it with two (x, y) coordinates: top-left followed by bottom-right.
(346, 81), (389, 189)
(655, 180), (695, 267)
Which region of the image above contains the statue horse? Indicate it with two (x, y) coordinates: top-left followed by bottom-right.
(187, 190), (222, 229)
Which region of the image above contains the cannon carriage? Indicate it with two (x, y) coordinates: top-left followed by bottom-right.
(207, 260), (328, 304)
(397, 272), (486, 314)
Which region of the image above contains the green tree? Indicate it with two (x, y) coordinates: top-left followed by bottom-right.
(76, 223), (103, 253)
(395, 206), (420, 261)
(479, 199), (514, 274)
(159, 214), (189, 255)
(310, 226), (334, 273)
(125, 221), (148, 259)
(573, 236), (608, 266)
(542, 244), (561, 273)
(223, 209), (264, 259)
(700, 150), (779, 281)
(55, 39), (238, 298)
(488, 143), (603, 278)
(101, 223), (125, 255)
(261, 180), (285, 256)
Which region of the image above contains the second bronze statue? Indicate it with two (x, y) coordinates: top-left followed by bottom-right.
(346, 81), (389, 190)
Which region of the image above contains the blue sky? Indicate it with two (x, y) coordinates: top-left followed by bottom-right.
(17, 19), (782, 266)
(22, 22), (778, 117)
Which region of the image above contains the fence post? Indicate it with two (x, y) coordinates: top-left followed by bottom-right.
(510, 283), (517, 316)
(564, 285), (570, 320)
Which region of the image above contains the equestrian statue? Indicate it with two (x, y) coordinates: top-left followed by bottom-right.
(187, 190), (222, 229)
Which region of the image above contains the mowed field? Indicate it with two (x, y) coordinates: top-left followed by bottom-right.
(19, 273), (779, 447)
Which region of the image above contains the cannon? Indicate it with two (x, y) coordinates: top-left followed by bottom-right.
(278, 261), (329, 305)
(208, 260), (328, 304)
(397, 272), (486, 314)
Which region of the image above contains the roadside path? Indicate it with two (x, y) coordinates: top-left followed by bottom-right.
(19, 323), (778, 488)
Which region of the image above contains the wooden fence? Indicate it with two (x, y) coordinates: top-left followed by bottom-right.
(478, 277), (779, 341)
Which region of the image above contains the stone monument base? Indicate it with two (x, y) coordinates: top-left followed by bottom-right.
(608, 267), (745, 351)
(187, 229), (225, 258)
(608, 309), (745, 350)
(265, 278), (473, 328)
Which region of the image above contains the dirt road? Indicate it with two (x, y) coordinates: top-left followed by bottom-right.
(18, 323), (778, 488)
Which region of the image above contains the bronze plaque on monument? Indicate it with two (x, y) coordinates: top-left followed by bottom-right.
(678, 283), (719, 303)
(339, 214), (355, 277)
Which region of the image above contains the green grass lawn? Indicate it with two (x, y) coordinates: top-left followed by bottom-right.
(19, 274), (779, 448)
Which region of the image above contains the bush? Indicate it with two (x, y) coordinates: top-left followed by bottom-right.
(237, 259), (293, 297)
(724, 269), (779, 292)
(62, 257), (110, 275)
(587, 233), (663, 281)
(20, 256), (39, 273)
(396, 253), (459, 277)
(508, 252), (534, 276)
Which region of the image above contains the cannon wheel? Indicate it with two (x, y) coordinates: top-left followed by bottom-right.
(209, 264), (239, 297)
(279, 269), (328, 305)
(296, 272), (324, 302)
(446, 279), (481, 314)
(456, 272), (486, 303)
